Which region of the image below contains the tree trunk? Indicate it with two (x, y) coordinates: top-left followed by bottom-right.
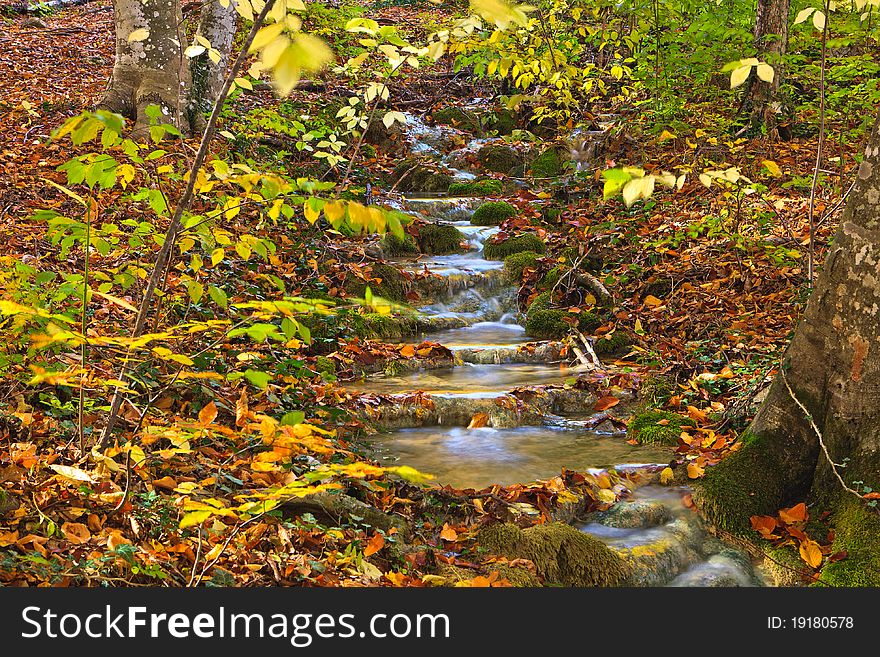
(187, 0), (237, 131)
(746, 0), (790, 137)
(100, 0), (190, 136)
(694, 113), (880, 585)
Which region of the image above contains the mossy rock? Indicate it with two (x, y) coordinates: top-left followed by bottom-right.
(763, 545), (810, 586)
(541, 265), (564, 287)
(528, 291), (552, 313)
(627, 410), (695, 446)
(483, 233), (546, 260)
(350, 312), (418, 340)
(448, 179), (503, 197)
(530, 148), (566, 178)
(819, 498), (880, 586)
(488, 108), (517, 135)
(381, 232), (419, 256)
(472, 201), (517, 226)
(477, 522), (629, 587)
(639, 376), (676, 406)
(504, 251), (541, 281)
(594, 331), (632, 356)
(344, 262), (410, 303)
(416, 223), (466, 255)
(314, 356), (336, 376)
(477, 143), (524, 176)
(391, 159), (452, 194)
(525, 309), (570, 339)
(432, 106), (482, 133)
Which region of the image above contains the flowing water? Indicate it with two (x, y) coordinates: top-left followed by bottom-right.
(344, 114), (764, 586)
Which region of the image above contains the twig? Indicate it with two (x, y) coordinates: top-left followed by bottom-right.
(806, 0), (830, 287)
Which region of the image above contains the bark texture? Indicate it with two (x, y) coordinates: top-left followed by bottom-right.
(695, 114), (880, 584)
(100, 0), (189, 136)
(747, 0), (790, 136)
(188, 0), (237, 130)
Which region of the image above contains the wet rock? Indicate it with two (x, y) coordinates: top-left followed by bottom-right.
(391, 159), (452, 194)
(477, 143), (524, 176)
(455, 342), (568, 365)
(667, 554), (758, 587)
(598, 500), (672, 528)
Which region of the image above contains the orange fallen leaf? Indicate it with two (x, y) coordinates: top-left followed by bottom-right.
(687, 462), (705, 479)
(593, 396), (620, 411)
(468, 413), (489, 429)
(779, 502), (808, 524)
(644, 295), (662, 307)
(61, 522), (91, 545)
(439, 524), (458, 542)
(399, 344), (416, 358)
(152, 476), (178, 491)
(199, 401), (218, 426)
(364, 532), (385, 557)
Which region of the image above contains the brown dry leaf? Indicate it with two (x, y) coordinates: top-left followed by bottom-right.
(468, 412), (489, 429)
(61, 522), (91, 545)
(799, 539), (823, 568)
(235, 389), (249, 427)
(363, 532), (385, 557)
(686, 405), (708, 423)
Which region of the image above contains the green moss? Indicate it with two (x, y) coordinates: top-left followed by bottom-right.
(541, 266), (564, 287)
(528, 291), (552, 313)
(594, 331), (632, 356)
(488, 563), (541, 587)
(488, 108), (517, 135)
(525, 309), (570, 339)
(381, 232), (419, 256)
(530, 148), (566, 178)
(447, 179), (503, 197)
(432, 106), (481, 132)
(345, 262), (410, 303)
(314, 356), (336, 375)
(764, 545), (810, 586)
(627, 410), (695, 446)
(350, 312), (418, 339)
(483, 233), (546, 260)
(477, 144), (524, 175)
(639, 377), (676, 406)
(416, 224), (465, 255)
(504, 251), (541, 281)
(471, 201), (517, 226)
(819, 499), (880, 586)
(692, 432), (790, 535)
(391, 160), (452, 194)
(477, 522), (629, 587)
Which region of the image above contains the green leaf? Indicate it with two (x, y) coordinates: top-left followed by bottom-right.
(281, 411), (305, 426)
(208, 285), (228, 309)
(186, 279), (204, 304)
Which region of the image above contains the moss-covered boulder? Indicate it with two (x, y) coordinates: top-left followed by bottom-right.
(350, 312), (419, 340)
(483, 233), (546, 260)
(594, 331), (632, 356)
(344, 262), (411, 303)
(627, 410), (696, 446)
(488, 108), (518, 135)
(391, 159), (452, 194)
(432, 106), (482, 133)
(504, 251), (541, 281)
(819, 498), (880, 586)
(314, 356), (336, 376)
(381, 232), (419, 256)
(525, 309), (570, 339)
(477, 522), (629, 587)
(416, 223), (466, 255)
(472, 201), (517, 226)
(530, 148), (567, 178)
(448, 179), (503, 197)
(477, 143), (524, 176)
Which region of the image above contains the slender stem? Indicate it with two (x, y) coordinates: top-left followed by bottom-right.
(100, 0), (278, 445)
(807, 0), (829, 287)
(78, 198), (92, 452)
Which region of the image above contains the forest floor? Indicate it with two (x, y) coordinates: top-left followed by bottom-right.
(0, 0), (870, 587)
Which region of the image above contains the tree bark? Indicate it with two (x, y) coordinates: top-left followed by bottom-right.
(746, 0), (790, 136)
(100, 0), (190, 136)
(694, 113), (880, 584)
(187, 0), (237, 131)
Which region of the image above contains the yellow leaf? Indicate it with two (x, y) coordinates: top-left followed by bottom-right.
(762, 159), (782, 177)
(179, 510), (213, 529)
(660, 467), (674, 485)
(756, 63), (775, 83)
(799, 539), (823, 568)
(687, 462), (705, 479)
(730, 64), (752, 88)
(596, 488), (617, 504)
(49, 464), (96, 483)
(127, 28), (150, 43)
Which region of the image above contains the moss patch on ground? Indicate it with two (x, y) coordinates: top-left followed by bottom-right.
(627, 410), (696, 446)
(819, 498), (880, 586)
(594, 331), (632, 356)
(471, 201), (517, 226)
(448, 179), (503, 197)
(483, 233), (546, 260)
(477, 522), (629, 586)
